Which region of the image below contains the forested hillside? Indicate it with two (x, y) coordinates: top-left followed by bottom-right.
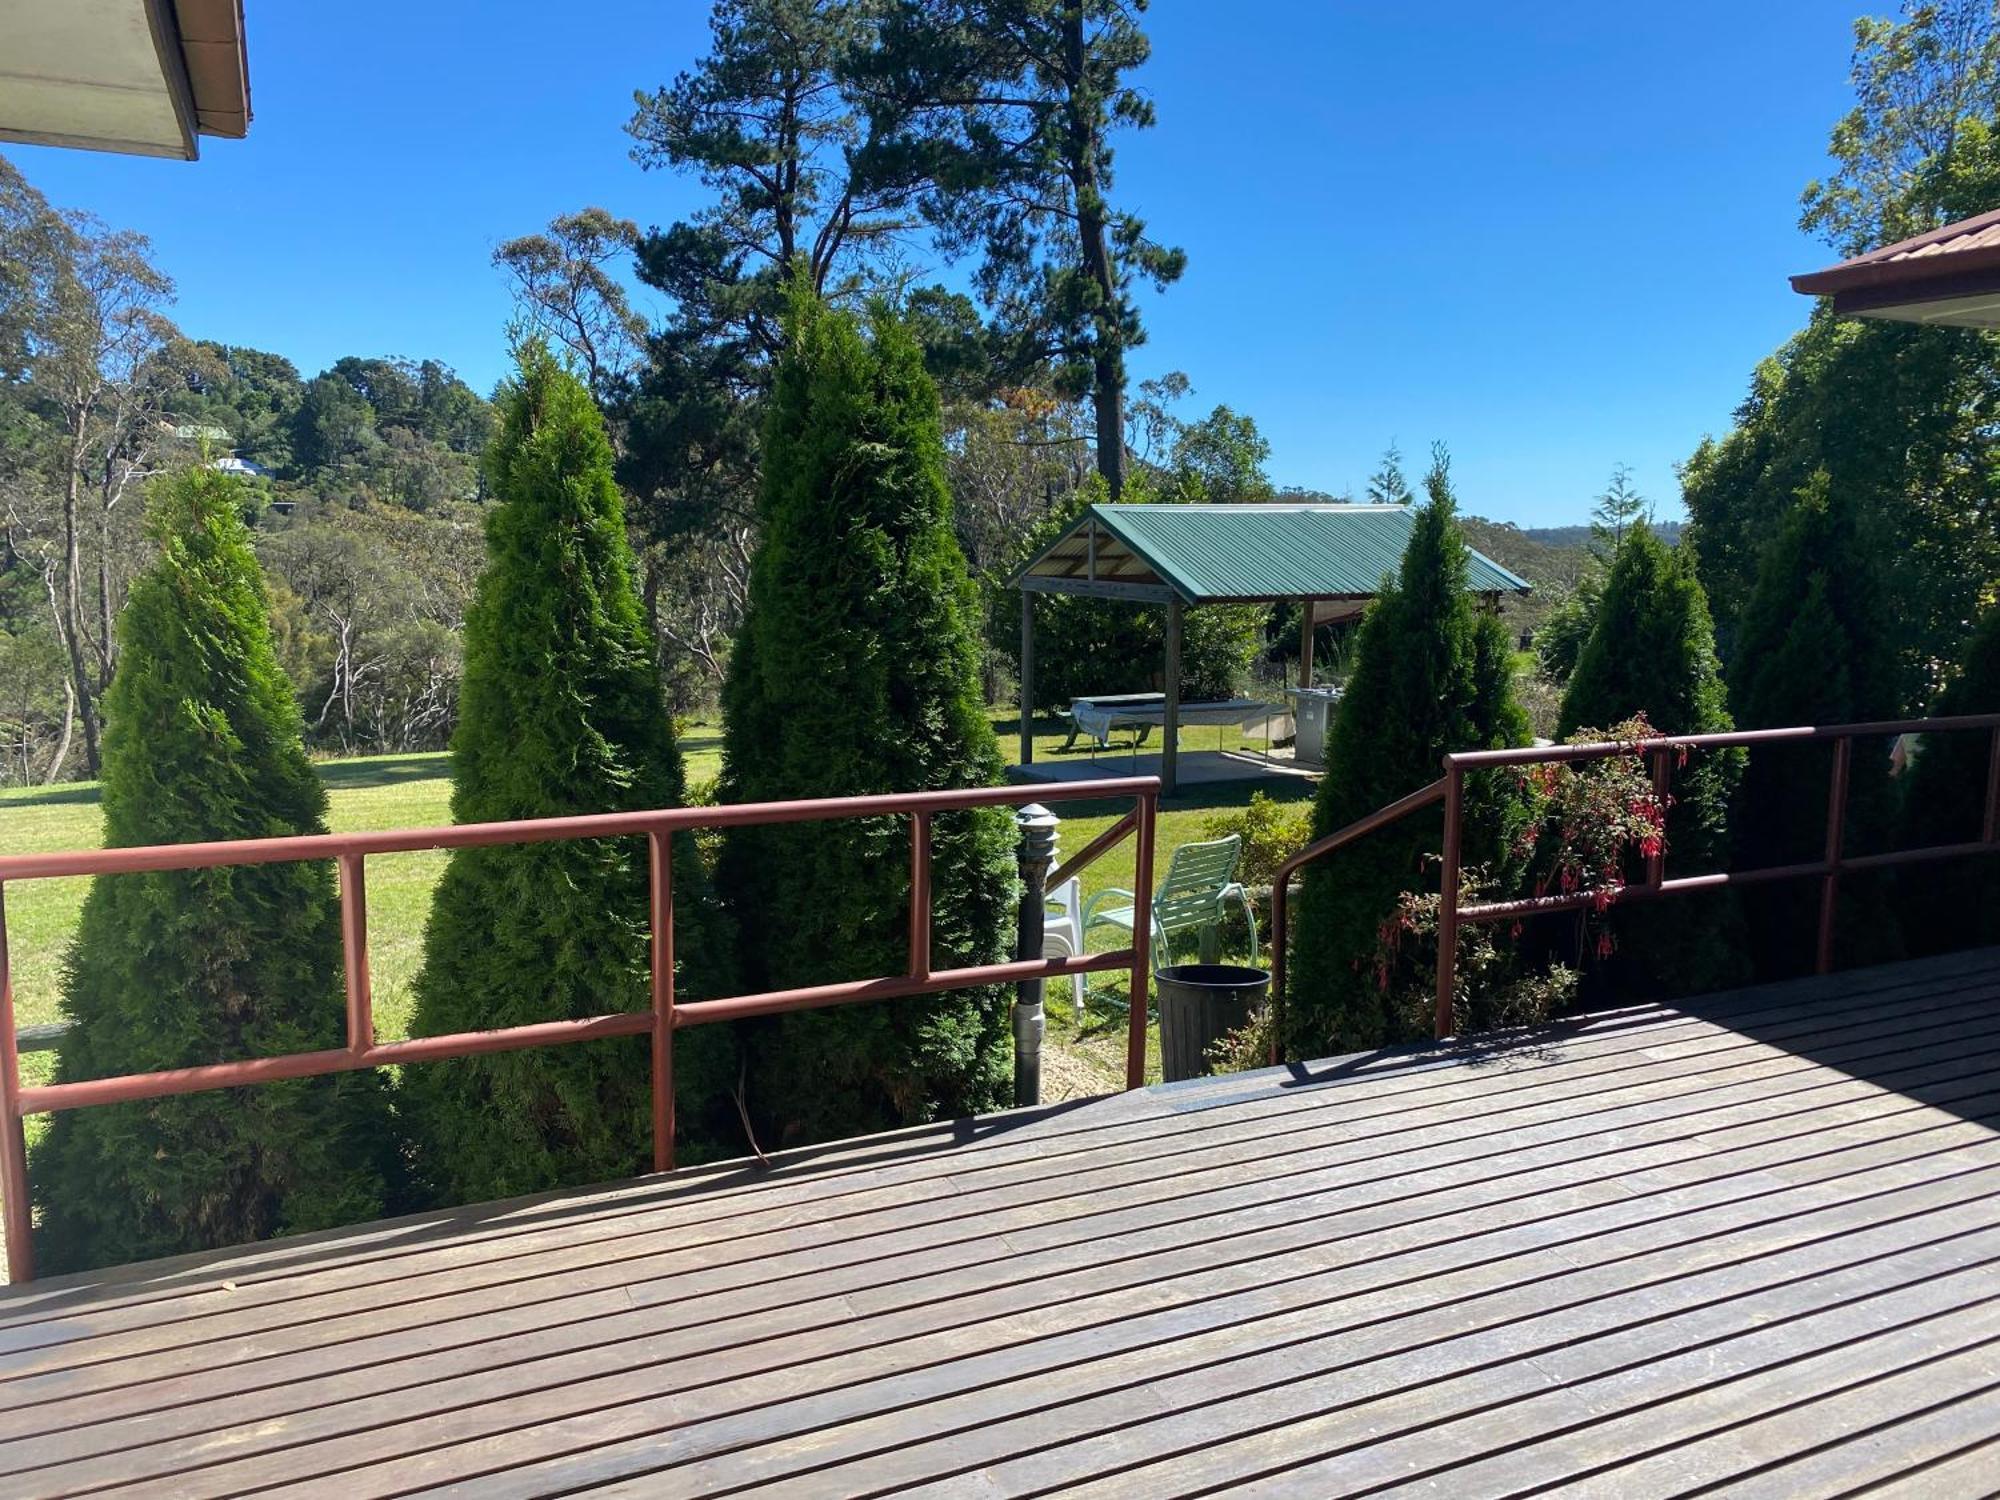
(0, 157), (496, 783)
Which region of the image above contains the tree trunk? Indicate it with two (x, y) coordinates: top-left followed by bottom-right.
(95, 498), (114, 692)
(1063, 1), (1126, 499)
(56, 445), (101, 776)
(43, 677), (75, 787)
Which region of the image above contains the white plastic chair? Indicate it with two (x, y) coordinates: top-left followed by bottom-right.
(1040, 876), (1086, 1023)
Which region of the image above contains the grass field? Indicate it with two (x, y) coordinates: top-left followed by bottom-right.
(0, 709), (1302, 1103)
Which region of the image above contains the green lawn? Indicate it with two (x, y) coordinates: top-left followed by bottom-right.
(0, 710), (1303, 1104)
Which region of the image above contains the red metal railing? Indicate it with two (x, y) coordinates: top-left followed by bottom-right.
(0, 775), (1160, 1283)
(1272, 714), (2000, 1052)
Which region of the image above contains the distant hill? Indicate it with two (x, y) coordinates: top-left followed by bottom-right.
(1456, 517), (1681, 643)
(1518, 521), (1684, 549)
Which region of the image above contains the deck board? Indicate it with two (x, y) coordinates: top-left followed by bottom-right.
(3, 950), (1999, 1497)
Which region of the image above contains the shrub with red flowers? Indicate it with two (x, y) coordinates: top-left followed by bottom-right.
(1366, 716), (1670, 1038)
(1512, 715), (1670, 965)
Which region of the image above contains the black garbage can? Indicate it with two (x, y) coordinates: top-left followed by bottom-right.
(1156, 963), (1271, 1082)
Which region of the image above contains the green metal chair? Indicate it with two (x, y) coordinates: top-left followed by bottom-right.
(1082, 834), (1260, 976)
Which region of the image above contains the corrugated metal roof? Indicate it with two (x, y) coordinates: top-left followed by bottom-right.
(1791, 207), (2000, 296)
(1016, 503), (1532, 604)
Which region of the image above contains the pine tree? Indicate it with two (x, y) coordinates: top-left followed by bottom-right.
(721, 290), (1015, 1148)
(1287, 449), (1531, 1055)
(1898, 605), (2000, 955)
(1588, 464), (1650, 559)
(1365, 443), (1413, 506)
(400, 346), (729, 1204)
(1728, 472), (1903, 974)
(1559, 523), (1747, 994)
(29, 468), (401, 1273)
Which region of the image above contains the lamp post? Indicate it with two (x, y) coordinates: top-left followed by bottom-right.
(1014, 803), (1060, 1106)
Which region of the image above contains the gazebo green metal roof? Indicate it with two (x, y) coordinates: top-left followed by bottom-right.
(1012, 503), (1533, 607)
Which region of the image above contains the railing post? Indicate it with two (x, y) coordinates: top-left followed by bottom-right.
(908, 812), (932, 980)
(1012, 805), (1059, 1107)
(1646, 745), (1671, 888)
(1984, 726), (2000, 845)
(1817, 736), (1853, 976)
(649, 830), (675, 1173)
(338, 853), (373, 1054)
(1126, 790), (1157, 1089)
(1269, 871), (1288, 1069)
(1435, 763), (1464, 1041)
(0, 885), (32, 1283)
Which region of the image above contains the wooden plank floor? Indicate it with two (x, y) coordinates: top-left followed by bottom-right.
(2, 949), (1999, 1498)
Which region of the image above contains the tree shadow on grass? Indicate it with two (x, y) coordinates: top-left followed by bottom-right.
(314, 754), (452, 791)
(0, 782), (103, 810)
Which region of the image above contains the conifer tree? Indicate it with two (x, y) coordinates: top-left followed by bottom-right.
(1365, 443), (1413, 506)
(1728, 472), (1903, 973)
(30, 468), (401, 1272)
(1287, 450), (1531, 1055)
(721, 290), (1015, 1147)
(1559, 523), (1747, 994)
(1899, 605), (2000, 955)
(401, 346), (728, 1204)
(1588, 464), (1650, 559)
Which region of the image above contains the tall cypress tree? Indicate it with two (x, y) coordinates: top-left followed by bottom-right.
(1559, 523), (1747, 995)
(1899, 605), (2000, 956)
(401, 346), (729, 1204)
(721, 290), (1015, 1148)
(30, 468), (401, 1273)
(1287, 452), (1530, 1056)
(1728, 472), (1903, 974)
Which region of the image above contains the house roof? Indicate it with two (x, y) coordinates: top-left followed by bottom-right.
(1791, 207), (2000, 327)
(0, 1), (251, 160)
(1012, 503), (1533, 606)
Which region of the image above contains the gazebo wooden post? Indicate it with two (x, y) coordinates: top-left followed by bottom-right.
(1018, 590), (1036, 768)
(1299, 598), (1315, 689)
(1163, 598), (1182, 796)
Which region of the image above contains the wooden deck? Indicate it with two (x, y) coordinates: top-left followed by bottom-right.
(3, 949), (1999, 1497)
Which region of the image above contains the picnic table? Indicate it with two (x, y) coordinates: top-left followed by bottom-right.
(1062, 694), (1293, 751)
(1060, 693), (1166, 749)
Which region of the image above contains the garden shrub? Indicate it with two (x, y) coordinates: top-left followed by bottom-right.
(30, 467), (403, 1273)
(1728, 471), (1904, 974)
(1202, 791), (1314, 891)
(1285, 452), (1532, 1057)
(1898, 604), (2000, 955)
(719, 290), (1016, 1149)
(401, 346), (733, 1204)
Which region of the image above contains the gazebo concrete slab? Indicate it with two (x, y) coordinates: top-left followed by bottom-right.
(1007, 747), (1318, 792)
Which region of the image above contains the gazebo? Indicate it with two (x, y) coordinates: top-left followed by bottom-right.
(1011, 502), (1532, 792)
(1791, 206), (2000, 327)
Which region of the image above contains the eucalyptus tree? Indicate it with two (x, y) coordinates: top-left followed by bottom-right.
(492, 209), (649, 403)
(0, 156), (187, 777)
(1802, 0), (2000, 255)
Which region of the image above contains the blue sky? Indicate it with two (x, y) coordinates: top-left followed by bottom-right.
(4, 1), (1862, 526)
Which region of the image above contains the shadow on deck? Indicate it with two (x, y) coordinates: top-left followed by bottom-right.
(1, 948), (1997, 1496)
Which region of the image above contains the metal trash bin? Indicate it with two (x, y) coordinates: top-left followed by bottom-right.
(1156, 963), (1271, 1082)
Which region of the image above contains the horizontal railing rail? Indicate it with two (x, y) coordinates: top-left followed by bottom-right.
(1270, 713), (2000, 1058)
(0, 775), (1160, 1283)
